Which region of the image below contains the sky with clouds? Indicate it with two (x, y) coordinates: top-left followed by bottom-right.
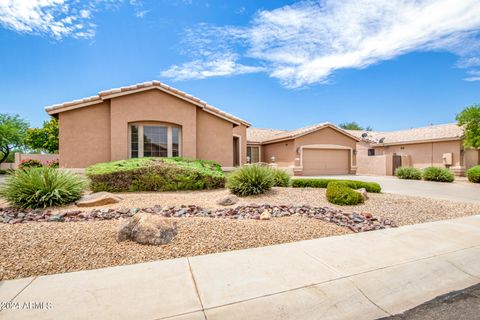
(0, 0), (480, 130)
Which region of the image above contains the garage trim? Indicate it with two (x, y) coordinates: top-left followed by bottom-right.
(299, 144), (357, 174)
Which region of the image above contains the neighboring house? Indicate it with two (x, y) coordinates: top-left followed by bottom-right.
(347, 124), (479, 176)
(247, 123), (360, 176)
(45, 81), (250, 168)
(246, 122), (478, 176)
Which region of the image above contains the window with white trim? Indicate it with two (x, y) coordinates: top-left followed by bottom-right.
(130, 124), (181, 158)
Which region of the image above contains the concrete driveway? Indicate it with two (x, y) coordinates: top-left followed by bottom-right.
(300, 175), (480, 204)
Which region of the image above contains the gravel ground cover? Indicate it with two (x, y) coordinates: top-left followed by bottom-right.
(0, 217), (349, 280)
(1, 187), (480, 280)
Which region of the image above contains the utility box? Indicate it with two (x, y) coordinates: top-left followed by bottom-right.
(442, 153), (453, 166)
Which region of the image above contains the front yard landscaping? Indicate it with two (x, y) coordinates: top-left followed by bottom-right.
(1, 159), (480, 281)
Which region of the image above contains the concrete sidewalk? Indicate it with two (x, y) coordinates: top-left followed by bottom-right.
(1, 216), (480, 320)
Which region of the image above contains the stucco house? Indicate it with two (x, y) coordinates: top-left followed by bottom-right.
(46, 80), (478, 176)
(247, 123), (360, 176)
(46, 81), (250, 169)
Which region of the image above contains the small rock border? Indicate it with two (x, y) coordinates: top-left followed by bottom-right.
(0, 204), (397, 233)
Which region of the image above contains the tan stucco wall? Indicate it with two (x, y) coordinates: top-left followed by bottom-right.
(233, 124), (247, 165)
(196, 109), (234, 167)
(110, 89), (197, 161)
(57, 88), (245, 168)
(356, 141), (388, 175)
(382, 140), (462, 168)
(465, 149), (480, 169)
(262, 139), (296, 167)
(58, 102), (111, 168)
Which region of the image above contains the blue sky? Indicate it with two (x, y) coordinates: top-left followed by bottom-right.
(1, 0), (480, 131)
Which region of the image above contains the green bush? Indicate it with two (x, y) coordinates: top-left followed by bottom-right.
(86, 157), (225, 192)
(292, 178), (381, 193)
(0, 169), (6, 175)
(0, 167), (86, 209)
(422, 167), (454, 182)
(227, 164), (274, 196)
(19, 159), (43, 169)
(271, 168), (291, 187)
(467, 165), (480, 183)
(395, 166), (422, 180)
(326, 181), (364, 205)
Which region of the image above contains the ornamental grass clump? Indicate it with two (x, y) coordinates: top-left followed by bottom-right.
(467, 165), (480, 183)
(395, 166), (422, 180)
(227, 164), (274, 196)
(271, 168), (291, 187)
(422, 167), (454, 182)
(0, 167), (86, 209)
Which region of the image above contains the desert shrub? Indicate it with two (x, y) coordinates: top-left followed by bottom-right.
(0, 169), (6, 175)
(395, 166), (422, 180)
(422, 167), (454, 182)
(86, 157), (225, 192)
(18, 159), (43, 169)
(326, 181), (364, 205)
(227, 164), (274, 196)
(271, 168), (291, 187)
(292, 178), (381, 193)
(466, 165), (480, 183)
(0, 167), (86, 209)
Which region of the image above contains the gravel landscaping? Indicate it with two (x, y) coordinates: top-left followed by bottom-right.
(1, 187), (480, 280)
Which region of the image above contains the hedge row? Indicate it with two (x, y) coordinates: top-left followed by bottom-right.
(87, 157), (225, 192)
(291, 178), (381, 193)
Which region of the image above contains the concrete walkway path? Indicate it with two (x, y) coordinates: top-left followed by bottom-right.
(1, 216), (480, 320)
(301, 174), (480, 204)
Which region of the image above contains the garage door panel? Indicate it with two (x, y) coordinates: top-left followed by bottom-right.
(302, 149), (350, 175)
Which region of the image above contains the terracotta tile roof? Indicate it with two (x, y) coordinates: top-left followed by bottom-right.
(45, 81), (251, 127)
(347, 123), (463, 145)
(247, 122), (360, 143)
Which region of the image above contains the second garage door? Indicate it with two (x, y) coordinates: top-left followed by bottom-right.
(302, 148), (350, 175)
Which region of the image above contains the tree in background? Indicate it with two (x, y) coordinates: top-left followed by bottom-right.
(456, 105), (480, 148)
(339, 122), (373, 131)
(25, 117), (59, 153)
(0, 114), (29, 164)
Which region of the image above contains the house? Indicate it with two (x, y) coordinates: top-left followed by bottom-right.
(347, 124), (479, 176)
(247, 123), (360, 176)
(45, 81), (250, 168)
(47, 80), (478, 176)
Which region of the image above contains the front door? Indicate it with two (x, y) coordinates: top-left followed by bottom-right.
(233, 137), (240, 167)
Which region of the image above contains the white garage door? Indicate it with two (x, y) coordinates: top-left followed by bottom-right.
(302, 149), (350, 175)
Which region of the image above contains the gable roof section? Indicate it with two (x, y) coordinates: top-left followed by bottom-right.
(347, 123), (463, 145)
(45, 81), (251, 127)
(247, 122), (360, 144)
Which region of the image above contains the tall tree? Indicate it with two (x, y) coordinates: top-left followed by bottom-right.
(0, 114), (29, 164)
(456, 105), (480, 148)
(25, 117), (59, 153)
(339, 121), (370, 131)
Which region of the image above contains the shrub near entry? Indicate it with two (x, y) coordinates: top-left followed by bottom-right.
(422, 167), (454, 182)
(227, 164), (274, 196)
(467, 165), (480, 183)
(395, 166), (422, 180)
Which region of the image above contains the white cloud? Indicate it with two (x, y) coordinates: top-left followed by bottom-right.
(464, 70), (480, 82)
(162, 0), (480, 87)
(0, 0), (144, 39)
(161, 53), (265, 80)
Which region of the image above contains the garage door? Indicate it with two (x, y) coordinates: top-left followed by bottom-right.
(302, 149), (350, 175)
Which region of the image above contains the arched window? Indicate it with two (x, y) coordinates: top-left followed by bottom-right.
(129, 123), (181, 158)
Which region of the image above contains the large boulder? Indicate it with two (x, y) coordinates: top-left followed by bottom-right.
(76, 192), (122, 207)
(216, 195), (239, 206)
(117, 212), (177, 245)
(354, 188), (368, 201)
